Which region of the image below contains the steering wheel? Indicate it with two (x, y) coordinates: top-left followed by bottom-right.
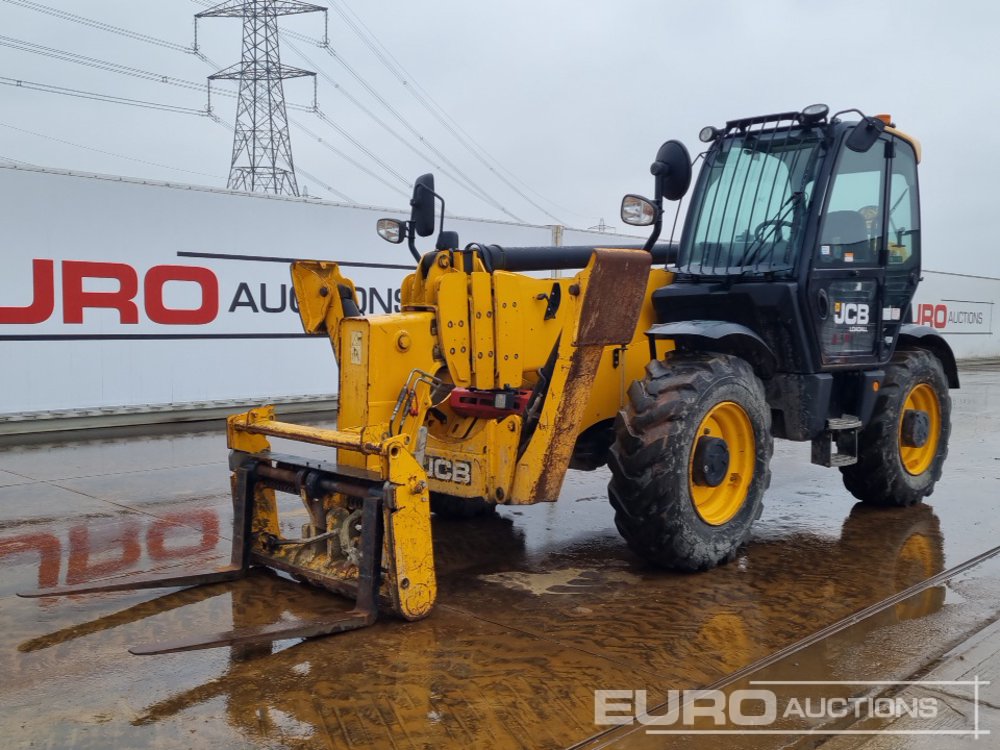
(753, 219), (793, 242)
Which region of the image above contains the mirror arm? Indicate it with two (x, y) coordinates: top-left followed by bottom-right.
(830, 107), (865, 123)
(643, 210), (663, 252)
(643, 167), (666, 252)
(405, 220), (420, 262)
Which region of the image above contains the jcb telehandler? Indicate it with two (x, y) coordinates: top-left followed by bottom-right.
(23, 104), (956, 654)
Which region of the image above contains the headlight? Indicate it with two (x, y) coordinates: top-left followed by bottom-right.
(699, 126), (719, 143)
(799, 103), (829, 124)
(620, 194), (657, 227)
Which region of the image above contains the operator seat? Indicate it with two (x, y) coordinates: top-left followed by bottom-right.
(821, 210), (872, 263)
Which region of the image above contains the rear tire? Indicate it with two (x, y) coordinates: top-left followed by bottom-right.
(430, 493), (496, 520)
(841, 349), (951, 506)
(608, 353), (773, 571)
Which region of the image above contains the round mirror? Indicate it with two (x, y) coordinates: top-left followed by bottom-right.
(650, 140), (692, 201)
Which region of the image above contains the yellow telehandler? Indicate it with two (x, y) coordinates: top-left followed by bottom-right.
(23, 104), (957, 654)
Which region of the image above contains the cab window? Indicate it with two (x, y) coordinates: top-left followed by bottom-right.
(886, 139), (920, 269)
(818, 141), (886, 266)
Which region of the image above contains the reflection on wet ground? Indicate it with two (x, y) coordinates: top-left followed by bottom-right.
(1, 367), (999, 749)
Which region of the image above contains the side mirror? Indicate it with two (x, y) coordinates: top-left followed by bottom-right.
(376, 218), (405, 244)
(650, 140), (692, 201)
(846, 116), (886, 153)
(621, 194), (658, 226)
(410, 173), (436, 237)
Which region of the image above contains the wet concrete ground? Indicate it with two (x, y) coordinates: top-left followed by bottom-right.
(1, 364), (999, 749)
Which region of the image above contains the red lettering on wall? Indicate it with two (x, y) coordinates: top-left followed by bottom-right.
(917, 304), (932, 326)
(143, 265), (219, 325)
(916, 303), (949, 330)
(0, 259), (55, 324)
(62, 261), (139, 324)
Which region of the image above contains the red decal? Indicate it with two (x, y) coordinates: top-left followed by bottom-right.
(144, 265), (219, 325)
(0, 259), (55, 324)
(62, 261), (139, 324)
(916, 303), (948, 330)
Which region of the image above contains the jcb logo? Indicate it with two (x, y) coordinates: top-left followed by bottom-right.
(834, 302), (870, 326)
(425, 456), (472, 485)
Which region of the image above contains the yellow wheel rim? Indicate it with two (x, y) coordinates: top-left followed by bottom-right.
(898, 383), (941, 476)
(689, 401), (755, 526)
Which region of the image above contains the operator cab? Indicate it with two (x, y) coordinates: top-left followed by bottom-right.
(625, 104), (923, 376)
(623, 104), (952, 444)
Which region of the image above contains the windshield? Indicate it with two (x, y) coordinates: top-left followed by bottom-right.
(678, 127), (825, 276)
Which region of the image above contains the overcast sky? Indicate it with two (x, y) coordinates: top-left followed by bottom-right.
(0, 0), (997, 275)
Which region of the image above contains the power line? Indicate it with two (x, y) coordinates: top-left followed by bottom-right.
(283, 37), (525, 221)
(283, 31), (528, 223)
(312, 109), (408, 184)
(0, 153), (39, 167)
(0, 0), (192, 52)
(0, 76), (210, 116)
(0, 34), (211, 94)
(328, 0), (570, 223)
(296, 164), (356, 203)
(290, 116), (409, 197)
(0, 34), (316, 113)
(0, 121), (225, 179)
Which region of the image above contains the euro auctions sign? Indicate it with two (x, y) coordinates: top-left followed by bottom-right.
(0, 259), (223, 328)
(0, 255), (406, 336)
(912, 299), (993, 335)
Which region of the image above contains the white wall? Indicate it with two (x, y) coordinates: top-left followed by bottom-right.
(913, 271), (1000, 360)
(0, 165), (640, 415)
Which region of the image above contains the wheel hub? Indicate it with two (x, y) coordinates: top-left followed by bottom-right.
(898, 382), (942, 476)
(693, 436), (730, 487)
(688, 400), (755, 526)
(901, 409), (930, 448)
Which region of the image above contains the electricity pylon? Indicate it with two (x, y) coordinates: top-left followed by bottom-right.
(197, 0), (325, 196)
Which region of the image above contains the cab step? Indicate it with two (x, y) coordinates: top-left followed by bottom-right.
(811, 415), (863, 468)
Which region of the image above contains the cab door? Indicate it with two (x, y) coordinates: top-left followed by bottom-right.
(808, 136), (889, 367)
(881, 137), (922, 350)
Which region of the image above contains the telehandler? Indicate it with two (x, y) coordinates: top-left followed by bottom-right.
(22, 104), (956, 654)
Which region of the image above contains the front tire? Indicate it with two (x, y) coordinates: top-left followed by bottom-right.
(608, 353), (773, 571)
(841, 349), (951, 506)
